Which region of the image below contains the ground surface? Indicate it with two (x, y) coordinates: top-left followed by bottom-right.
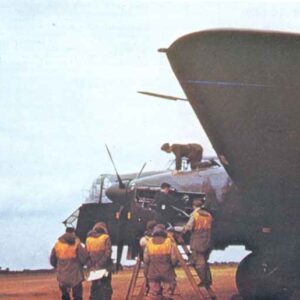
(0, 265), (238, 300)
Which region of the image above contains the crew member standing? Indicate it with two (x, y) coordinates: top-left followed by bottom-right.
(154, 182), (177, 225)
(139, 220), (158, 296)
(182, 198), (213, 288)
(144, 224), (178, 300)
(86, 222), (113, 300)
(161, 143), (203, 171)
(140, 220), (158, 250)
(50, 227), (88, 300)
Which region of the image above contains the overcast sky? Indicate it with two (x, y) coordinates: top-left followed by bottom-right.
(0, 0), (299, 269)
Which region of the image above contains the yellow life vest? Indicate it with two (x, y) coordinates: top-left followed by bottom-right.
(55, 239), (80, 260)
(86, 234), (109, 253)
(193, 209), (212, 231)
(147, 237), (172, 256)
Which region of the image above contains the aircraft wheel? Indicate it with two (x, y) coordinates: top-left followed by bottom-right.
(236, 253), (293, 300)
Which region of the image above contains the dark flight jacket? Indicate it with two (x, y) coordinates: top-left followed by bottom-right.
(154, 191), (177, 224)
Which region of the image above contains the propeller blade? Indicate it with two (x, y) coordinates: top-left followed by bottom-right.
(105, 145), (125, 189)
(137, 91), (188, 101)
(134, 162), (147, 180)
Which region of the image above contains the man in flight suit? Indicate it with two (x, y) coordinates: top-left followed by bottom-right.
(139, 220), (158, 296)
(153, 182), (177, 225)
(86, 222), (113, 300)
(144, 224), (178, 300)
(182, 198), (213, 288)
(161, 143), (203, 171)
(140, 220), (158, 250)
(50, 227), (88, 300)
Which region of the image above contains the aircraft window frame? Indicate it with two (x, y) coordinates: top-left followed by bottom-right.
(63, 208), (80, 228)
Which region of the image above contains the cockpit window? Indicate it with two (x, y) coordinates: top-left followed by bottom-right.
(101, 176), (115, 203)
(84, 178), (101, 204)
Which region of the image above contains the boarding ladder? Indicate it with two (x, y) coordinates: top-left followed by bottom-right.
(176, 243), (217, 300)
(125, 237), (217, 300)
(125, 256), (146, 300)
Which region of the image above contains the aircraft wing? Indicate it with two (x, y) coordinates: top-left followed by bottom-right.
(165, 30), (300, 204)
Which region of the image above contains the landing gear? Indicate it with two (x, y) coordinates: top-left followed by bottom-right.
(236, 253), (294, 300)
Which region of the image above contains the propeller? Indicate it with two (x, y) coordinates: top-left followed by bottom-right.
(105, 144), (125, 189)
(104, 146), (147, 271)
(134, 162), (147, 181)
(104, 147), (146, 204)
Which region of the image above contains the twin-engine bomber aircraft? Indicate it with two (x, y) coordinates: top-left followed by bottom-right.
(64, 147), (233, 274)
(65, 30), (300, 299)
